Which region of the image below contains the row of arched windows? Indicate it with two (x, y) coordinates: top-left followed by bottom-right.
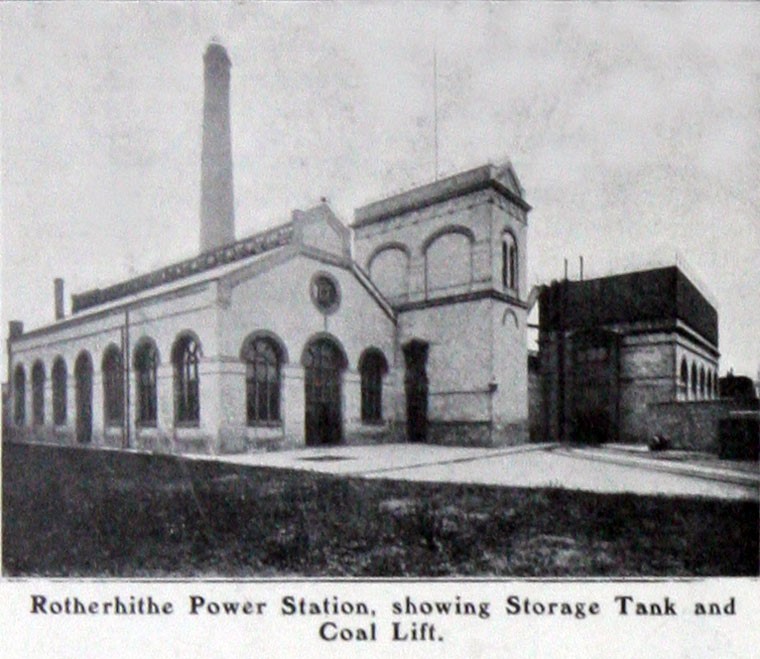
(367, 226), (519, 299)
(679, 358), (718, 401)
(12, 333), (389, 432)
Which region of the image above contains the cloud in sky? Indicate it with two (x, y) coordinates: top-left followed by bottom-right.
(2, 2), (758, 375)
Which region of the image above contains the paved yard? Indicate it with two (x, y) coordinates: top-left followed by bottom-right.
(206, 443), (759, 501)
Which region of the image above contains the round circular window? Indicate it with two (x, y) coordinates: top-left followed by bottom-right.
(310, 273), (341, 315)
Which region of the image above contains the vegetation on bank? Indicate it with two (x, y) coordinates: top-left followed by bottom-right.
(2, 443), (757, 577)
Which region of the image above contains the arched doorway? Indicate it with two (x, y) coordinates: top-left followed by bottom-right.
(303, 337), (346, 446)
(403, 340), (429, 443)
(75, 351), (93, 443)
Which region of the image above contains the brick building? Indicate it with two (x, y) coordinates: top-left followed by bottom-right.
(537, 266), (720, 447)
(6, 42), (531, 454)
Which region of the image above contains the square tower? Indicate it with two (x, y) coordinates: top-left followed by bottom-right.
(353, 163), (531, 446)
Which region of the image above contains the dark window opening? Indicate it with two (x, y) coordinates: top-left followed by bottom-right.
(52, 358), (67, 425)
(103, 347), (124, 427)
(360, 349), (388, 423)
(502, 232), (518, 291)
(134, 341), (158, 426)
(699, 367), (706, 399)
(172, 336), (200, 425)
(13, 365), (25, 426)
(32, 361), (45, 426)
(243, 337), (281, 424)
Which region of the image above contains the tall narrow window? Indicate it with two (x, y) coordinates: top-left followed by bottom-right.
(502, 231), (518, 291)
(172, 335), (200, 425)
(243, 337), (281, 424)
(699, 367), (706, 399)
(680, 358), (689, 398)
(52, 357), (67, 425)
(103, 346), (124, 427)
(706, 371), (713, 400)
(134, 341), (158, 426)
(691, 363), (698, 398)
(75, 352), (93, 443)
(32, 361), (45, 426)
(13, 364), (26, 426)
(359, 349), (388, 423)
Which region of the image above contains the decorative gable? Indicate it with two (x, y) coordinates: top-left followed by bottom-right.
(292, 203), (350, 260)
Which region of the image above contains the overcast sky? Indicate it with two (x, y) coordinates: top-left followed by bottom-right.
(2, 2), (758, 377)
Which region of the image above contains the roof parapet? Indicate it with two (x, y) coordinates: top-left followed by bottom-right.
(72, 223), (293, 313)
(352, 162), (530, 229)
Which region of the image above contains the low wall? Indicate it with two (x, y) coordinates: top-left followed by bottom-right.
(643, 400), (749, 452)
(427, 420), (528, 447)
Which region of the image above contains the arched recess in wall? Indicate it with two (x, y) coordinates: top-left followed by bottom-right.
(422, 225), (474, 293)
(13, 363), (26, 426)
(367, 242), (410, 299)
(502, 308), (519, 329)
(52, 356), (67, 426)
(31, 360), (45, 426)
(691, 362), (698, 398)
(74, 351), (93, 443)
(699, 366), (706, 399)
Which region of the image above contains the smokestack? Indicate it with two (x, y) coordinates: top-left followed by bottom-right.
(54, 278), (65, 320)
(8, 321), (24, 340)
(200, 40), (235, 253)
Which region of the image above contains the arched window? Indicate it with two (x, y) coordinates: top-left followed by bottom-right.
(359, 349), (389, 424)
(32, 361), (45, 426)
(75, 352), (93, 443)
(502, 231), (518, 291)
(13, 364), (26, 426)
(52, 357), (67, 425)
(699, 367), (706, 399)
(102, 346), (124, 427)
(680, 358), (688, 397)
(172, 335), (200, 425)
(134, 340), (158, 427)
(691, 363), (698, 397)
(242, 337), (282, 425)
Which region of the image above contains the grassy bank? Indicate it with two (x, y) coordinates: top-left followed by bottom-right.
(2, 442), (757, 577)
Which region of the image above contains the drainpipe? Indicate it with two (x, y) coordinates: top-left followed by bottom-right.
(124, 307), (131, 449)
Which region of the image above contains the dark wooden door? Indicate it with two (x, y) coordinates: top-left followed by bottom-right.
(571, 331), (619, 445)
(403, 340), (429, 443)
(75, 353), (93, 444)
(304, 339), (344, 446)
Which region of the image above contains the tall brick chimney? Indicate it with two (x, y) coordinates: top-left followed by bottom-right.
(200, 40), (235, 253)
(8, 321), (24, 340)
(54, 278), (65, 320)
